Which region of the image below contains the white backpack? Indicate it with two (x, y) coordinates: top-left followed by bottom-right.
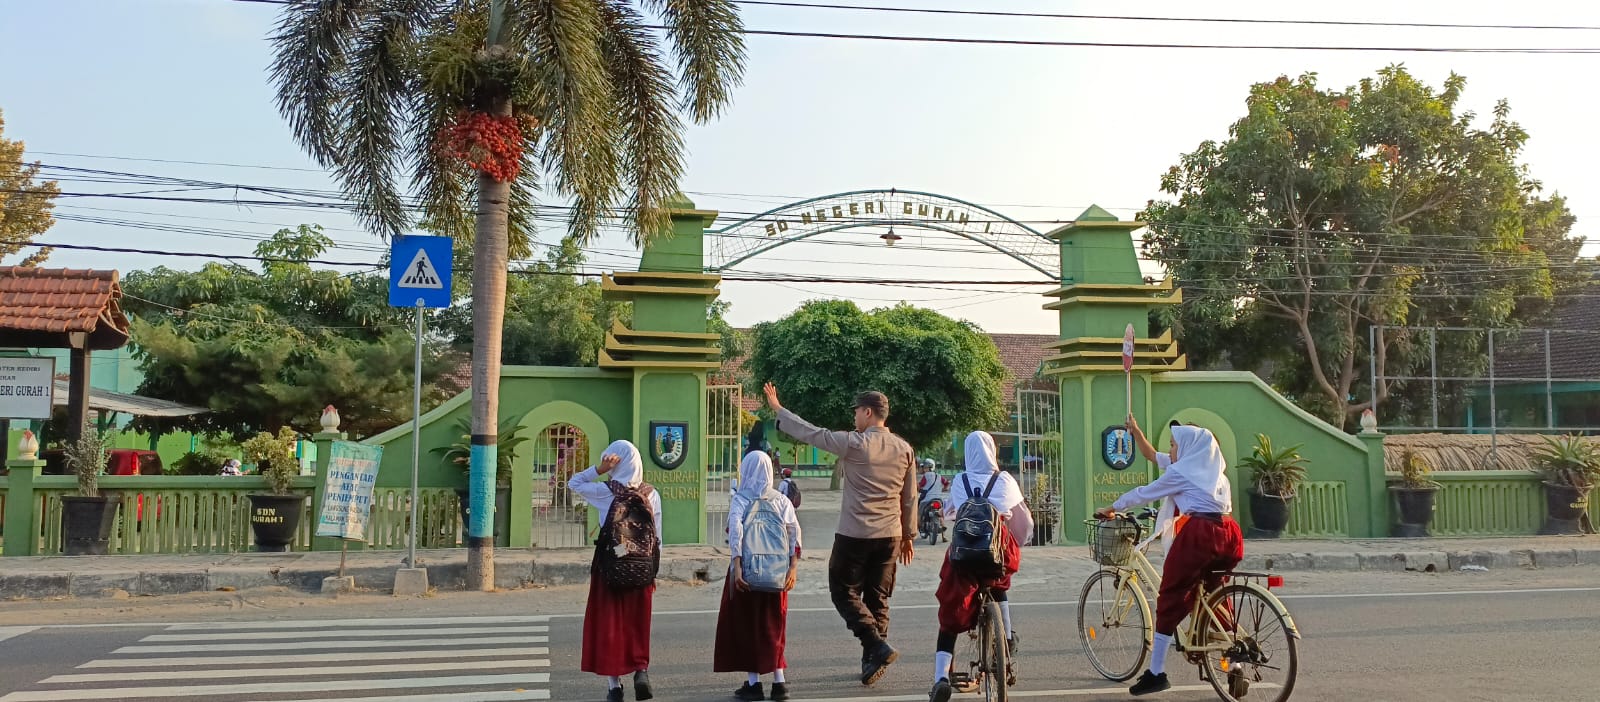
(739, 492), (793, 593)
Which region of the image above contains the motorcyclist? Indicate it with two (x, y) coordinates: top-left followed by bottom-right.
(917, 459), (943, 538)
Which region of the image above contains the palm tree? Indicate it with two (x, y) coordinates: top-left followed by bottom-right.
(268, 0), (745, 589)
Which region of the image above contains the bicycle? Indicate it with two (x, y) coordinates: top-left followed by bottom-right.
(1078, 509), (1301, 702)
(948, 586), (1011, 702)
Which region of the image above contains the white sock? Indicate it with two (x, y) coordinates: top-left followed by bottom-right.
(1000, 602), (1014, 635)
(1149, 632), (1172, 676)
(607, 675), (622, 689)
(935, 651), (954, 682)
(747, 673), (760, 686)
(773, 669), (787, 683)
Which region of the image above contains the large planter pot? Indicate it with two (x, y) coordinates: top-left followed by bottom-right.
(247, 494), (305, 552)
(455, 486), (512, 548)
(60, 496), (120, 556)
(1246, 488), (1294, 539)
(1389, 485), (1439, 538)
(1539, 482), (1590, 535)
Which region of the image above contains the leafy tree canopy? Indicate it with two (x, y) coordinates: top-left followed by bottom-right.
(439, 240), (746, 366)
(0, 108), (59, 266)
(1141, 66), (1590, 427)
(123, 225), (451, 439)
(745, 300), (1007, 451)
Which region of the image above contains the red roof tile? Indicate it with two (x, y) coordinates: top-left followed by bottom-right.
(0, 267), (129, 350)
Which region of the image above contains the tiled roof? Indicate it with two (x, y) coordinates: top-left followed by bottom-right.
(0, 267), (129, 350)
(1492, 299), (1600, 382)
(717, 330), (1058, 409)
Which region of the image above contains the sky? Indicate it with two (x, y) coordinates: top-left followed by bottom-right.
(3, 0), (1599, 334)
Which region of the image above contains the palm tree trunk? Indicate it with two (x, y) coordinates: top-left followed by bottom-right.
(466, 99), (512, 591)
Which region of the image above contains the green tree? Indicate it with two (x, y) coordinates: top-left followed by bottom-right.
(1142, 67), (1587, 428)
(124, 225), (450, 440)
(441, 240), (744, 365)
(269, 0), (745, 587)
(745, 300), (1007, 451)
(0, 108), (59, 266)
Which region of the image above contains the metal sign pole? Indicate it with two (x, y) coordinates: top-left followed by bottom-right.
(408, 299), (424, 569)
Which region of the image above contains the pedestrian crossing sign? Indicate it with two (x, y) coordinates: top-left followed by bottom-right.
(388, 235), (453, 308)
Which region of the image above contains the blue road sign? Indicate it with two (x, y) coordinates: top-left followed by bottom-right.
(389, 236), (453, 308)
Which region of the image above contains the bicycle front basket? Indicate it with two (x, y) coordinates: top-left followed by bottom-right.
(1090, 520), (1140, 566)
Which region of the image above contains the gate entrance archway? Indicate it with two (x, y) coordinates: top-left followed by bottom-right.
(705, 189), (1060, 278)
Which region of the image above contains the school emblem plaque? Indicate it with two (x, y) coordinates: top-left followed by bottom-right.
(649, 421), (689, 470)
(1102, 425), (1135, 471)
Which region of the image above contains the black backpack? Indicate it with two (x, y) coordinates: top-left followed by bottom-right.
(949, 473), (1005, 576)
(778, 478), (803, 508)
(596, 482), (660, 589)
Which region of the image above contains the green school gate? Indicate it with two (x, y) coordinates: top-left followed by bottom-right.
(0, 191), (1412, 557)
(358, 191), (1387, 547)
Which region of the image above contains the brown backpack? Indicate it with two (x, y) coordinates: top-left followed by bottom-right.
(596, 482), (660, 589)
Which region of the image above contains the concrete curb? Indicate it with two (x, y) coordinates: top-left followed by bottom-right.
(1239, 547), (1600, 573)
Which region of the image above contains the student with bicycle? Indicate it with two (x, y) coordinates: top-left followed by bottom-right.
(928, 431), (1033, 702)
(1094, 416), (1242, 696)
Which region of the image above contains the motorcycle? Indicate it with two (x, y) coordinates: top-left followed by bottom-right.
(920, 497), (946, 546)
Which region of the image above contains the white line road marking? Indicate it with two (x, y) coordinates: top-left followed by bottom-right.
(239, 692), (550, 702)
(794, 683), (1281, 701)
(141, 625), (549, 641)
(0, 673), (552, 701)
(164, 615), (551, 630)
(45, 659), (548, 684)
(0, 627), (39, 644)
(79, 646), (550, 669)
(115, 635), (547, 654)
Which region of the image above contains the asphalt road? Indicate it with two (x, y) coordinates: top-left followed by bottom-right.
(2, 571), (1598, 702)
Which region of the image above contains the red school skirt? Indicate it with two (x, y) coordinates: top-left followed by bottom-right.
(712, 568), (789, 674)
(935, 527), (1021, 634)
(581, 551), (655, 676)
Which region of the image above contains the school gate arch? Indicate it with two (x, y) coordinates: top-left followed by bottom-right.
(361, 192), (1389, 547)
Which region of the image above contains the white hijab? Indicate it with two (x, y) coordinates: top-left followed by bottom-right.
(603, 440), (644, 488)
(956, 431), (1024, 513)
(734, 451), (775, 503)
(1144, 425), (1230, 552)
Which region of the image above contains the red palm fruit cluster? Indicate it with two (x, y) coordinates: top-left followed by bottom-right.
(439, 111), (524, 182)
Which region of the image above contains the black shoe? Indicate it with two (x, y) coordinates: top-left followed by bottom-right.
(734, 682), (764, 701)
(606, 688), (624, 702)
(769, 682), (790, 701)
(861, 641), (899, 686)
(1228, 667), (1250, 698)
(1007, 631), (1021, 655)
(929, 678), (953, 702)
(1129, 671), (1171, 696)
(634, 670), (654, 701)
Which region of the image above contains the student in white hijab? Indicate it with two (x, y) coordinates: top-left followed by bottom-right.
(1096, 416), (1242, 698)
(927, 431), (1033, 702)
(569, 440), (663, 702)
(716, 451), (802, 701)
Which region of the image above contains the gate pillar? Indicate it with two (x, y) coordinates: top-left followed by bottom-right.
(1041, 207), (1187, 541)
(600, 194), (722, 545)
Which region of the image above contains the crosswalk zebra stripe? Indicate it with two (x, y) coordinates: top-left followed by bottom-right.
(239, 692), (550, 702)
(79, 647), (550, 669)
(45, 659), (546, 684)
(141, 625), (548, 642)
(0, 673), (552, 701)
(116, 635), (547, 654)
(163, 615), (550, 631)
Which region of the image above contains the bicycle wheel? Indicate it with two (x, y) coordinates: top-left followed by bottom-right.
(982, 599), (1009, 702)
(1076, 568), (1151, 682)
(1198, 584), (1299, 702)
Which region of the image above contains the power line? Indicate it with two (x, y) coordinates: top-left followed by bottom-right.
(733, 1), (1600, 32)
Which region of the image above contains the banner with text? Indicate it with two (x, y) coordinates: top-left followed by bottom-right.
(0, 357), (55, 420)
(316, 441), (383, 541)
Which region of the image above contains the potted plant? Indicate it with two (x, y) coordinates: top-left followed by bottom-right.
(1389, 450), (1442, 537)
(60, 430), (120, 556)
(433, 416), (527, 546)
(1529, 435), (1599, 535)
(1239, 433), (1308, 539)
(242, 427), (305, 552)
